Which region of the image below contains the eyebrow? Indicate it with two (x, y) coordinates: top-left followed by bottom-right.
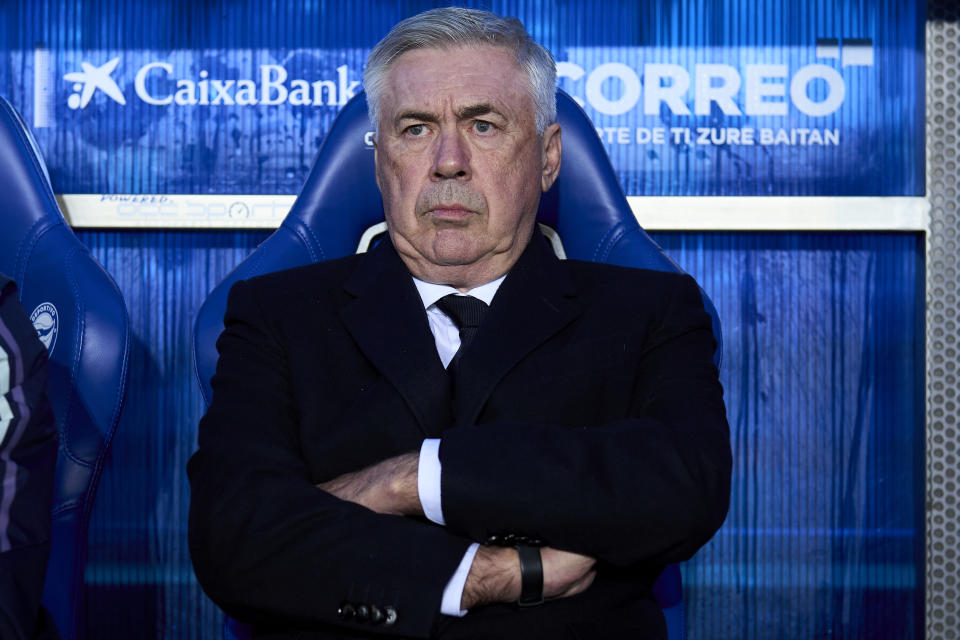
(395, 110), (439, 127)
(393, 103), (503, 128)
(457, 103), (499, 120)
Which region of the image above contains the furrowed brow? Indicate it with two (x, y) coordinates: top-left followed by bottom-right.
(395, 110), (438, 126)
(457, 104), (500, 120)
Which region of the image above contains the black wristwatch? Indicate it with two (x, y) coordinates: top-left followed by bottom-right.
(515, 544), (544, 607)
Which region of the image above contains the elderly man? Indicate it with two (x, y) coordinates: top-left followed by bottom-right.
(189, 8), (730, 639)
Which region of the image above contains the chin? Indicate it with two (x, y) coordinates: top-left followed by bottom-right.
(430, 248), (485, 267)
(428, 232), (484, 266)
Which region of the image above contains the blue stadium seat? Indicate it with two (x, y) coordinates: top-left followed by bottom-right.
(195, 89), (722, 640)
(0, 97), (131, 640)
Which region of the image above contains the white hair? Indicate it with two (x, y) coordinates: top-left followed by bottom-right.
(364, 7), (556, 134)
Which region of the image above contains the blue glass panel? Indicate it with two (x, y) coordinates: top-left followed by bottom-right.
(79, 230), (269, 639)
(650, 231), (925, 639)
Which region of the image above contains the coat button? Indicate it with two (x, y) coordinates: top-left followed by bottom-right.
(383, 606), (398, 626)
(370, 605), (384, 624)
(355, 604), (370, 622)
(337, 602), (355, 619)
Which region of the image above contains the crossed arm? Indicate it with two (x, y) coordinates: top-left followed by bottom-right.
(189, 272), (730, 636)
(314, 271), (729, 611)
(316, 452), (597, 610)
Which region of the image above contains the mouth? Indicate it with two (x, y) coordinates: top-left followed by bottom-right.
(426, 204), (475, 221)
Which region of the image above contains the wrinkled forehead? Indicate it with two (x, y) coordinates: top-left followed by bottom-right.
(380, 44), (534, 118)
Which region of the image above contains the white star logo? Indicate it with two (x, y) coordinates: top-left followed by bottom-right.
(63, 57), (126, 109)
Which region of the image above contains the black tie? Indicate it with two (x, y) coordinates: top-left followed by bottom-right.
(435, 294), (489, 369)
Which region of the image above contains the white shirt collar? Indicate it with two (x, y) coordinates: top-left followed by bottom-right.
(412, 274), (506, 310)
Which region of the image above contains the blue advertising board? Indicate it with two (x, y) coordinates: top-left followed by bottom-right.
(0, 0), (924, 198)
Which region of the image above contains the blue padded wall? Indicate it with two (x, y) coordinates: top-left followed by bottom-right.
(75, 229), (924, 639)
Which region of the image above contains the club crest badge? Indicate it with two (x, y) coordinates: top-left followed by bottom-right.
(30, 302), (59, 354)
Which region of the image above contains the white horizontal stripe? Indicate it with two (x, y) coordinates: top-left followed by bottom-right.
(57, 194), (294, 229)
(629, 196), (929, 231)
(57, 194), (929, 231)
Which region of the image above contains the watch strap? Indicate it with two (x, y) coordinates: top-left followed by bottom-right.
(515, 544), (544, 607)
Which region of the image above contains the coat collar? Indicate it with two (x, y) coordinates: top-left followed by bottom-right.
(339, 229), (581, 434)
(339, 239), (452, 437)
(451, 229), (581, 425)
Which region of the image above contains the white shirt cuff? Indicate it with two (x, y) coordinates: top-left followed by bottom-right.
(441, 543), (480, 617)
(418, 438), (445, 525)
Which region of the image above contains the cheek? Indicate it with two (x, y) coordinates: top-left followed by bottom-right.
(379, 157), (415, 204)
(496, 140), (541, 182)
(488, 155), (540, 200)
(391, 156), (428, 199)
(486, 155), (543, 229)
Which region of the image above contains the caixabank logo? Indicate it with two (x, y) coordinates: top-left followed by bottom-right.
(49, 52), (360, 114)
(28, 48), (368, 191)
(63, 57), (126, 109)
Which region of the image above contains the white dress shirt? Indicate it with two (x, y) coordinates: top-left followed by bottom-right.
(411, 275), (505, 617)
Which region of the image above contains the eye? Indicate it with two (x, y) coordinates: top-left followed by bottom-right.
(473, 120), (494, 134)
(404, 123), (427, 137)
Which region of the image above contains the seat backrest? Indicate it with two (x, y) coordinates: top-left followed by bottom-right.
(0, 97), (131, 640)
(193, 89), (722, 406)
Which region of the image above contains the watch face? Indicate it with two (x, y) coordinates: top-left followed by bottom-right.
(228, 202), (250, 219)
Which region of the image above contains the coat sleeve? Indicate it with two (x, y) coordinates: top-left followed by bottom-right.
(437, 274), (732, 568)
(188, 279), (472, 638)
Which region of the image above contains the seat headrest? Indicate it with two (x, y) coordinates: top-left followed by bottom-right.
(0, 98), (67, 281)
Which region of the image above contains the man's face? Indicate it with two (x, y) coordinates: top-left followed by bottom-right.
(373, 45), (561, 287)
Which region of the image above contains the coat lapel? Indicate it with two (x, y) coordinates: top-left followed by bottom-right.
(453, 230), (582, 427)
(338, 241), (452, 437)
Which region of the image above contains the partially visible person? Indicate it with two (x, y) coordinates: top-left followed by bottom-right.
(0, 273), (58, 639)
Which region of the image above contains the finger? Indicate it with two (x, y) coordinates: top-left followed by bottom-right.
(558, 570), (596, 598)
(541, 549), (597, 598)
(550, 570), (596, 600)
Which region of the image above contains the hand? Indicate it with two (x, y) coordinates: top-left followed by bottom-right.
(460, 545), (596, 610)
(541, 547), (596, 599)
(316, 452), (422, 517)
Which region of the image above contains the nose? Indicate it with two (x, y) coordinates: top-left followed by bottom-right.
(431, 128), (470, 180)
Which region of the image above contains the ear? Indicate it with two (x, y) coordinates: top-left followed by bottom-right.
(372, 134), (382, 192)
(540, 123), (562, 193)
